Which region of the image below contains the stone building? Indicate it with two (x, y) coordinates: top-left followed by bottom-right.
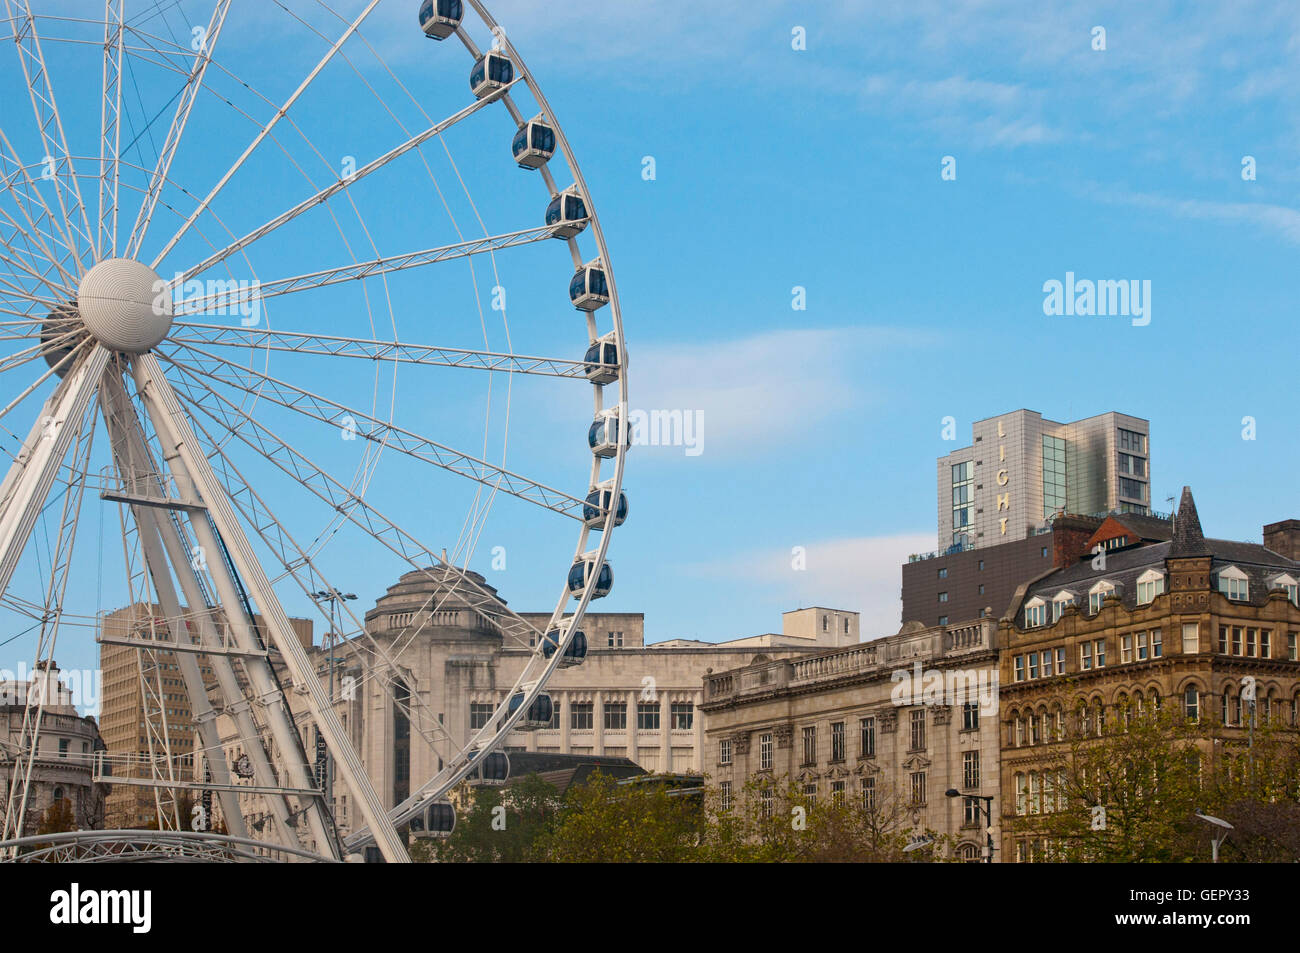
(0, 662), (108, 835)
(998, 487), (1300, 861)
(207, 566), (848, 841)
(699, 617), (1001, 861)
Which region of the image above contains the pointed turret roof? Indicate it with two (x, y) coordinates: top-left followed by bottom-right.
(1170, 486), (1209, 557)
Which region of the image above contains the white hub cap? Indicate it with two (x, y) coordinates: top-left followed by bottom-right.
(76, 257), (172, 352)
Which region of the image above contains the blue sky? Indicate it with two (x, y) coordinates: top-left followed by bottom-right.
(2, 1), (1298, 700)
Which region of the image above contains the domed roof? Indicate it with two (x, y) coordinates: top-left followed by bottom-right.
(370, 564), (507, 612)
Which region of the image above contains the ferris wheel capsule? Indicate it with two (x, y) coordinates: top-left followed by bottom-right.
(470, 50), (514, 99)
(569, 258), (609, 311)
(541, 625), (588, 667)
(583, 479), (628, 529)
(588, 408), (631, 458)
(568, 552), (613, 600)
(418, 0), (463, 39)
(512, 115), (556, 169)
(468, 749), (510, 785)
(583, 332), (620, 385)
(507, 689), (554, 730)
(545, 185), (588, 238)
(409, 800), (456, 836)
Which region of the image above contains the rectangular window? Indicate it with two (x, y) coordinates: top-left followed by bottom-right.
(1136, 631), (1148, 661)
(761, 787), (774, 819)
(1014, 655), (1025, 681)
(549, 704), (561, 730)
(670, 702), (694, 730)
(636, 702), (660, 731)
(910, 709), (926, 751)
(830, 721), (845, 762)
(1220, 575), (1249, 601)
(862, 777), (876, 812)
(603, 702), (627, 731)
(1095, 639), (1106, 667)
(470, 702), (493, 730)
(1218, 625), (1229, 654)
(1056, 647), (1066, 674)
(803, 783), (817, 809)
(1288, 632), (1297, 661)
(802, 726), (817, 766)
(1151, 629), (1162, 658)
(570, 702), (594, 730)
(1245, 629), (1257, 658)
(1028, 654), (1039, 679)
(607, 630), (624, 648)
(760, 733), (773, 770)
(938, 567), (948, 579)
(1041, 650), (1053, 677)
(720, 780), (732, 812)
(938, 592), (949, 603)
(910, 771), (927, 806)
(1260, 630), (1271, 659)
(964, 797), (981, 826)
(1121, 633), (1132, 663)
(962, 701), (979, 731)
(1232, 627), (1243, 656)
(860, 717), (875, 757)
(831, 780), (846, 806)
(963, 750), (979, 789)
(719, 739), (732, 765)
(1080, 642), (1092, 671)
(1118, 428), (1146, 453)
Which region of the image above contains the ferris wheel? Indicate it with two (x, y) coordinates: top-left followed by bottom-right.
(0, 0), (628, 863)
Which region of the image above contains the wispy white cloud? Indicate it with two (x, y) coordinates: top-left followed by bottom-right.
(1083, 184), (1300, 245)
(630, 326), (932, 458)
(690, 533), (935, 638)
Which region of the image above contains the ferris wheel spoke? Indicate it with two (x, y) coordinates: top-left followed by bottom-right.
(148, 0), (385, 273)
(178, 408), (458, 752)
(0, 344), (108, 619)
(0, 329), (78, 376)
(162, 341), (588, 519)
(97, 0), (125, 259)
(163, 358), (546, 648)
(0, 337), (91, 427)
(174, 221), (569, 317)
(0, 138), (85, 290)
(125, 0), (231, 261)
(4, 1), (96, 267)
(165, 77), (524, 284)
(0, 203), (76, 303)
(168, 322), (597, 380)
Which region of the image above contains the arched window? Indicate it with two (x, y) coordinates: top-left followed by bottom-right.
(1184, 686), (1200, 723)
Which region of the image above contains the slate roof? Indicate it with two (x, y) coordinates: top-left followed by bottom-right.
(1016, 487), (1298, 624)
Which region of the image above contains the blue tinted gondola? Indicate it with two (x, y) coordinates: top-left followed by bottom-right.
(568, 554), (613, 599)
(588, 409), (630, 458)
(468, 749), (509, 785)
(569, 258), (609, 311)
(507, 690), (553, 730)
(512, 116), (556, 169)
(545, 185), (588, 239)
(583, 334), (620, 385)
(411, 799), (456, 836)
(418, 0), (462, 39)
(470, 51), (513, 99)
(541, 627), (588, 667)
(583, 484), (628, 529)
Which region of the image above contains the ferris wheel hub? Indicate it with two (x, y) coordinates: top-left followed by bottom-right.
(76, 257), (173, 353)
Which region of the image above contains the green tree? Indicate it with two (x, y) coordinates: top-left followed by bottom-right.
(413, 773), (561, 863)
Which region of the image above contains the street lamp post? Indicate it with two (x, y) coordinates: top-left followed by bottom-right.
(946, 788), (996, 863)
(1195, 809), (1233, 863)
(311, 588), (356, 810)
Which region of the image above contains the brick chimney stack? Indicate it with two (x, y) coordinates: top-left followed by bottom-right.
(1263, 519), (1300, 562)
(1051, 515), (1103, 569)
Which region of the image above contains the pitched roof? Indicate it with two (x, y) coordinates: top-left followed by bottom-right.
(1170, 486), (1209, 557)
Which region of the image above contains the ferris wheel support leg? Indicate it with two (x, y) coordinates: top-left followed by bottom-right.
(99, 372), (254, 842)
(131, 353), (410, 863)
(0, 346), (109, 598)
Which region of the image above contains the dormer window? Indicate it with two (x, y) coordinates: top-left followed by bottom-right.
(1217, 566), (1249, 602)
(1088, 580), (1118, 614)
(1269, 573), (1299, 606)
(1136, 569), (1165, 606)
(1024, 597), (1047, 628)
(1051, 590), (1076, 623)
